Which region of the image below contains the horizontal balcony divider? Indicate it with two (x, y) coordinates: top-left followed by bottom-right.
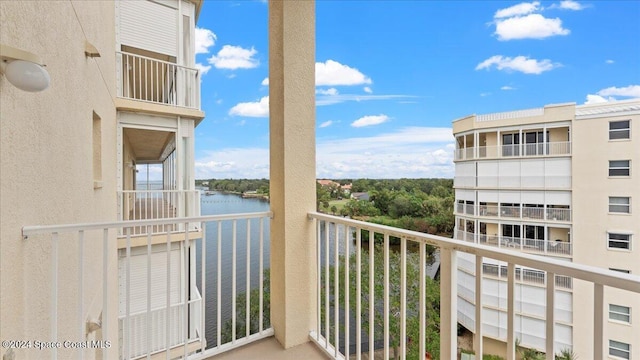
(116, 51), (200, 110)
(308, 212), (639, 360)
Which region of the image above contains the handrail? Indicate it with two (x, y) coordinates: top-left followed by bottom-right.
(22, 211), (273, 238)
(116, 50), (199, 73)
(308, 212), (640, 293)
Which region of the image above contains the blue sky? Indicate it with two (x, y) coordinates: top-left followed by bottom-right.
(191, 0), (640, 180)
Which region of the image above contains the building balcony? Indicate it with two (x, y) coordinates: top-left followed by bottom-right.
(456, 231), (572, 257)
(21, 211), (640, 360)
(456, 204), (571, 223)
(116, 51), (201, 110)
(454, 141), (571, 161)
(117, 189), (201, 240)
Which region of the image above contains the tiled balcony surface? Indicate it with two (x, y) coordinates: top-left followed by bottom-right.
(207, 338), (329, 360)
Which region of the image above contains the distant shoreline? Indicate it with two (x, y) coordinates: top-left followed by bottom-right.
(209, 190), (270, 202)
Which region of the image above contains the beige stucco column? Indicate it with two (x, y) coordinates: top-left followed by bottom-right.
(268, 0), (317, 349)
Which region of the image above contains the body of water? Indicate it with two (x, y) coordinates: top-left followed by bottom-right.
(197, 192), (271, 347)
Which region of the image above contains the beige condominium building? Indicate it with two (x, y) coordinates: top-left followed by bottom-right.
(1, 0), (204, 358)
(453, 99), (640, 359)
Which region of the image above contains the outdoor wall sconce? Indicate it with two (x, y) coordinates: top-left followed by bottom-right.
(0, 44), (50, 92)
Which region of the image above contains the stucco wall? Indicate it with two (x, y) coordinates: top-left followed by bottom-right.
(0, 1), (118, 358)
(571, 104), (640, 359)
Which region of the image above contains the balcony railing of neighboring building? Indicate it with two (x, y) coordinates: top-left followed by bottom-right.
(308, 212), (639, 360)
(22, 212), (272, 360)
(454, 141), (572, 161)
(20, 212), (640, 359)
(116, 51), (200, 110)
(118, 288), (202, 359)
(463, 204), (571, 223)
(117, 190), (201, 235)
(458, 231), (572, 256)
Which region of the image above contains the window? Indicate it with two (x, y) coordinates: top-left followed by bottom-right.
(610, 160), (631, 176)
(502, 133), (520, 156)
(609, 197), (631, 213)
(609, 340), (630, 359)
(608, 233), (631, 250)
(609, 304), (631, 323)
(610, 120), (630, 140)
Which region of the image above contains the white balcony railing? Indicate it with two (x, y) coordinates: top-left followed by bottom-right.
(117, 190), (201, 235)
(308, 212), (640, 360)
(476, 205), (570, 222)
(116, 51), (200, 109)
(470, 232), (572, 256)
(20, 213), (640, 359)
(118, 288), (202, 359)
(21, 212), (272, 360)
(455, 141), (571, 161)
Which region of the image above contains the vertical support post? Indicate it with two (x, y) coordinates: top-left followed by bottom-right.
(269, 0), (316, 348)
(507, 263), (516, 360)
(546, 272), (555, 360)
(474, 255), (483, 357)
(440, 248), (458, 360)
(51, 232), (59, 360)
(594, 284), (604, 360)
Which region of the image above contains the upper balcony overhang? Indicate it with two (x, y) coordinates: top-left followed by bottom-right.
(116, 97), (205, 123)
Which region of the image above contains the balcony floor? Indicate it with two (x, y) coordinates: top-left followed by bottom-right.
(206, 338), (329, 360)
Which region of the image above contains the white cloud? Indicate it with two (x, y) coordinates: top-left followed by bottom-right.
(317, 94), (416, 106)
(195, 127), (456, 179)
(227, 74), (237, 79)
(208, 45), (259, 70)
(316, 88), (339, 96)
(351, 114), (390, 128)
(229, 96), (269, 117)
(605, 59), (615, 64)
(316, 127), (455, 178)
(476, 55), (559, 74)
(319, 120), (333, 128)
(195, 27), (217, 54)
(195, 148), (269, 179)
(554, 0), (586, 10)
(584, 94), (612, 104)
(480, 92), (492, 97)
(597, 85), (640, 98)
(195, 63), (212, 76)
(494, 1), (541, 18)
(316, 60), (372, 86)
(495, 14), (569, 40)
(501, 85), (516, 90)
(261, 77), (269, 86)
(363, 86), (373, 94)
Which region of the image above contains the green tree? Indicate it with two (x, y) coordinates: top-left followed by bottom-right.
(325, 246), (440, 359)
(221, 270), (271, 344)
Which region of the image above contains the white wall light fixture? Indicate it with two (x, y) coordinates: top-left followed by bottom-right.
(0, 44), (50, 92)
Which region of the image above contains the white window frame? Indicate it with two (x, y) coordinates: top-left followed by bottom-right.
(609, 197), (631, 214)
(609, 120), (631, 140)
(609, 160), (631, 177)
(609, 339), (631, 359)
(609, 304), (631, 324)
(608, 233), (632, 250)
